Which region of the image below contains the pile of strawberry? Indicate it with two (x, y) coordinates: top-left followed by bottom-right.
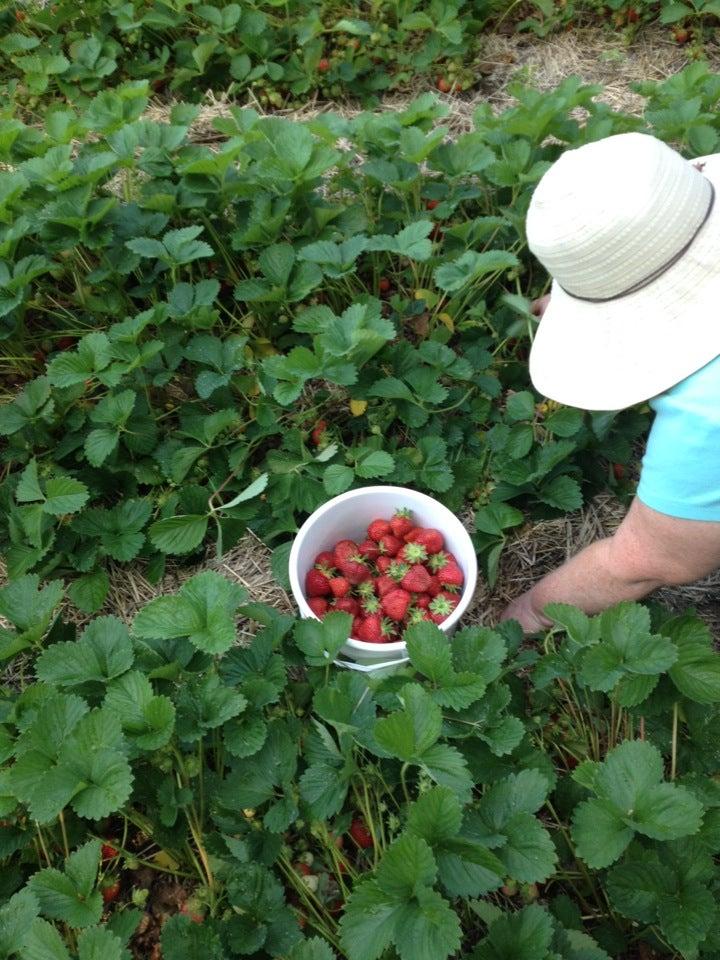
(304, 509), (465, 643)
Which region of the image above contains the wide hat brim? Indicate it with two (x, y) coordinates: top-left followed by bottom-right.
(529, 154), (720, 411)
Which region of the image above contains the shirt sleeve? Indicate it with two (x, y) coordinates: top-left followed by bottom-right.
(637, 358), (720, 522)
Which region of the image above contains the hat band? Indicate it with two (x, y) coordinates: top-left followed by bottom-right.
(559, 180), (716, 304)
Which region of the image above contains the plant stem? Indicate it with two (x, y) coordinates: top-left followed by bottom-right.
(671, 701), (679, 780)
(58, 810), (70, 859)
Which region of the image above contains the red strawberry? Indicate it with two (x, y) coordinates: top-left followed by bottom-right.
(335, 597), (360, 616)
(313, 550), (335, 570)
(349, 818), (374, 848)
(367, 519), (391, 542)
(306, 569), (331, 597)
(357, 614), (392, 643)
(397, 541), (428, 564)
(390, 509), (413, 539)
(333, 540), (370, 585)
(415, 593), (431, 609)
(427, 550), (449, 572)
(427, 575), (441, 597)
(381, 589), (411, 621)
(403, 526), (420, 542)
(311, 420), (328, 446)
(406, 607), (432, 625)
(361, 594), (381, 615)
(295, 862), (312, 876)
(377, 534), (403, 557)
(429, 592), (457, 623)
(102, 881), (121, 904)
(101, 843), (119, 861)
(318, 57), (331, 72)
(426, 199), (440, 210)
(436, 76), (451, 93)
(400, 564), (432, 594)
(406, 527), (444, 554)
(378, 277), (391, 293)
(329, 576), (351, 598)
(314, 551), (336, 570)
(438, 561), (464, 590)
(388, 560), (410, 582)
(375, 575), (396, 598)
(308, 597), (329, 617)
(612, 462), (625, 480)
(359, 538), (381, 561)
(376, 556), (393, 574)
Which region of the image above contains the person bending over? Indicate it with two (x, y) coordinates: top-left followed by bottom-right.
(502, 132), (720, 632)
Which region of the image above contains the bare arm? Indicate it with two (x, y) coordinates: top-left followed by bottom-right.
(501, 497), (720, 632)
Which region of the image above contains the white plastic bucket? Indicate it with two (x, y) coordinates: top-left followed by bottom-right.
(288, 485), (478, 667)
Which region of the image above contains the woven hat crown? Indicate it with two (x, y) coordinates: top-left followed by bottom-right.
(526, 132), (712, 301)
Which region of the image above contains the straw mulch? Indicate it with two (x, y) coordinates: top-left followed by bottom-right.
(3, 494), (719, 645)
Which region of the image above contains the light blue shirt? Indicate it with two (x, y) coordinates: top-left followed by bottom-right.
(638, 353), (720, 521)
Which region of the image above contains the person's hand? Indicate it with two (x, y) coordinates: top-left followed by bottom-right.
(500, 592), (550, 635)
(531, 294), (551, 319)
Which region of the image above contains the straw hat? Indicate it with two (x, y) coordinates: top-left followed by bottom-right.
(526, 132), (720, 411)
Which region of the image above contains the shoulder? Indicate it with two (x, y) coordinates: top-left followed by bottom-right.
(652, 353), (720, 415)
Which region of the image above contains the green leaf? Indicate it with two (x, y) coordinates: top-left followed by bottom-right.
(658, 881), (716, 955)
(664, 614), (720, 703)
(286, 939), (335, 960)
(36, 616), (133, 688)
(374, 684), (442, 760)
(133, 570), (247, 655)
(505, 391), (535, 421)
(176, 672), (246, 742)
(76, 927), (124, 960)
(0, 888), (39, 957)
(84, 427), (120, 466)
(43, 477), (90, 516)
(148, 514), (209, 554)
(571, 740), (703, 868)
(105, 671), (176, 750)
(20, 918), (70, 960)
(161, 914), (226, 960)
(473, 904), (553, 960)
(537, 475), (582, 511)
(294, 611), (352, 666)
(29, 841), (103, 928)
(377, 834), (437, 899)
(67, 569), (109, 614)
(324, 464), (355, 496)
(355, 450), (395, 479)
(16, 459), (43, 502)
(434, 250), (519, 293)
(467, 770), (557, 883)
(339, 843), (462, 960)
(606, 859), (673, 923)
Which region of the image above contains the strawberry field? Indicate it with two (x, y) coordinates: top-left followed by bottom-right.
(3, 2), (720, 957)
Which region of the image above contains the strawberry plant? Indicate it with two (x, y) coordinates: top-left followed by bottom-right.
(1, 572), (720, 958)
(0, 78), (655, 607)
(0, 0), (497, 109)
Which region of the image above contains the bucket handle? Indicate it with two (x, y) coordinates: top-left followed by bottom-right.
(333, 656), (410, 673)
